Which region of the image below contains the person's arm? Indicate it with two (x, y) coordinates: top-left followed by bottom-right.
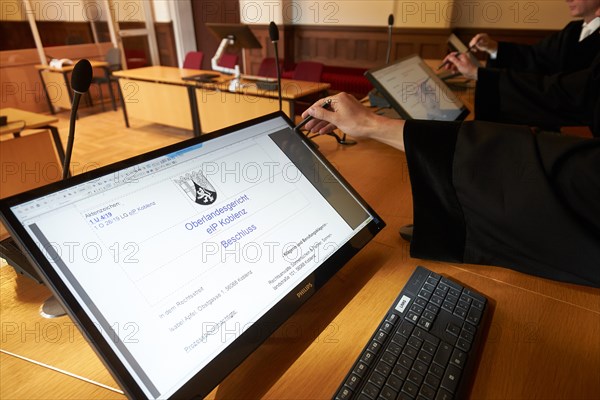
(302, 92), (407, 151)
(475, 54), (599, 132)
(407, 119), (600, 287)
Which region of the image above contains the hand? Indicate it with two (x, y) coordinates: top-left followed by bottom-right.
(302, 92), (379, 139)
(469, 33), (498, 55)
(301, 93), (407, 152)
(441, 52), (479, 80)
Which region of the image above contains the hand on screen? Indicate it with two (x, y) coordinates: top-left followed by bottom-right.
(302, 93), (407, 152)
(441, 52), (479, 81)
(303, 93), (376, 138)
(469, 33), (498, 55)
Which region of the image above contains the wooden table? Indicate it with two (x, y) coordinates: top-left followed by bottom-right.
(35, 60), (109, 113)
(1, 134), (598, 399)
(113, 66), (330, 136)
(0, 107), (64, 164)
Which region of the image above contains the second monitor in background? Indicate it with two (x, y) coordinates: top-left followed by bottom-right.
(365, 55), (469, 121)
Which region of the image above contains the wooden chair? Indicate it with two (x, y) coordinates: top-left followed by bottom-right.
(91, 48), (122, 111)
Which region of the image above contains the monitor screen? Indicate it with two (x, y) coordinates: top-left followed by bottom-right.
(447, 33), (481, 67)
(0, 113), (385, 399)
(365, 54), (469, 121)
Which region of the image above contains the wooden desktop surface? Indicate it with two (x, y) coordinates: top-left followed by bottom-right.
(1, 134), (598, 399)
(34, 60), (108, 72)
(112, 66), (330, 100)
(0, 108), (58, 136)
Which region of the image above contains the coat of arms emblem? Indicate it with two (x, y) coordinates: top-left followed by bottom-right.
(175, 170), (217, 205)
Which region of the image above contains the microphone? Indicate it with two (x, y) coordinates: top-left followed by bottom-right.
(269, 21), (283, 112)
(386, 14), (394, 65)
(62, 59), (92, 180)
(368, 14), (394, 109)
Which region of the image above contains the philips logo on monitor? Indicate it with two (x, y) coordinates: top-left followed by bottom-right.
(175, 170), (217, 206)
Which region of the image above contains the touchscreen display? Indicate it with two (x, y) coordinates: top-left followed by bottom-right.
(1, 114), (384, 399)
(366, 55), (468, 121)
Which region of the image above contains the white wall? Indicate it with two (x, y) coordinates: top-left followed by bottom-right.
(239, 0), (574, 30)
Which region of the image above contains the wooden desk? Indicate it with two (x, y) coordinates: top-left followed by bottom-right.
(113, 66), (330, 136)
(0, 107), (65, 164)
(35, 61), (109, 113)
(0, 135), (598, 399)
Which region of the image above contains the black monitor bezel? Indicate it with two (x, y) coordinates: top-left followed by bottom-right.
(0, 112), (385, 399)
(365, 54), (470, 121)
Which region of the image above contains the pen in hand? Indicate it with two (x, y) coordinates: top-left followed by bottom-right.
(293, 99), (333, 132)
(437, 42), (479, 70)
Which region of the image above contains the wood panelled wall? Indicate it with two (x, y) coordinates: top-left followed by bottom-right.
(246, 24), (559, 75)
(0, 20), (177, 67)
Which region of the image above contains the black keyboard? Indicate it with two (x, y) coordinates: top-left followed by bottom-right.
(334, 266), (491, 400)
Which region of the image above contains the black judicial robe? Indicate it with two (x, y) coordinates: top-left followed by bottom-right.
(475, 52), (600, 135)
(404, 119), (600, 287)
(489, 20), (600, 74)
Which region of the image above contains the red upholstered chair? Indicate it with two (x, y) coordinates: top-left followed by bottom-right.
(292, 61), (324, 82)
(257, 57), (283, 77)
(218, 53), (239, 69)
(183, 51), (204, 69)
(291, 61), (326, 115)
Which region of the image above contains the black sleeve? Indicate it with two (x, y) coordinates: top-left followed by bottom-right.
(404, 120), (600, 287)
(474, 63), (598, 133)
(488, 22), (574, 74)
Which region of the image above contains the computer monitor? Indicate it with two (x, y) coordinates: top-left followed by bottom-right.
(365, 54), (469, 121)
(447, 33), (481, 67)
(0, 112), (385, 399)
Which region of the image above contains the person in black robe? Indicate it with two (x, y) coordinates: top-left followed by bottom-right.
(445, 51), (600, 135)
(301, 92), (600, 288)
(476, 54), (600, 133)
(467, 0), (600, 74)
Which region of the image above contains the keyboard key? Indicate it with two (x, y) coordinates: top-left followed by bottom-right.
(417, 317), (433, 331)
(460, 330), (474, 344)
(369, 371), (386, 388)
(430, 295), (443, 306)
(368, 340), (382, 355)
(456, 337), (471, 352)
(398, 321), (415, 338)
(401, 380), (420, 398)
(446, 323), (460, 337)
(424, 373), (441, 390)
(397, 355), (413, 371)
(407, 369), (424, 386)
(408, 336), (423, 350)
(415, 297), (428, 308)
(375, 360), (392, 376)
(386, 313), (400, 325)
(435, 388), (453, 400)
(361, 382), (380, 398)
(440, 364), (462, 393)
(379, 385), (398, 400)
(433, 343), (452, 366)
(361, 350), (376, 366)
(381, 321), (394, 333)
(442, 300), (455, 313)
(423, 283), (436, 293)
(386, 374), (404, 391)
(453, 307), (467, 320)
(406, 311), (420, 324)
(392, 364), (410, 381)
(412, 359), (428, 376)
(382, 350), (398, 366)
(417, 350), (433, 366)
(418, 383), (436, 400)
(418, 289), (433, 300)
(402, 344), (418, 359)
(353, 362), (368, 378)
(345, 373), (361, 390)
(466, 307), (483, 325)
(429, 363), (444, 379)
(336, 386), (353, 400)
(450, 348), (467, 369)
(448, 288), (461, 298)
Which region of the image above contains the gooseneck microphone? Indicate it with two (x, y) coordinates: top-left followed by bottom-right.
(386, 14), (394, 65)
(62, 59), (93, 180)
(269, 21), (283, 112)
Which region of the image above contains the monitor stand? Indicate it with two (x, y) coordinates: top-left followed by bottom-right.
(1, 236), (67, 318)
